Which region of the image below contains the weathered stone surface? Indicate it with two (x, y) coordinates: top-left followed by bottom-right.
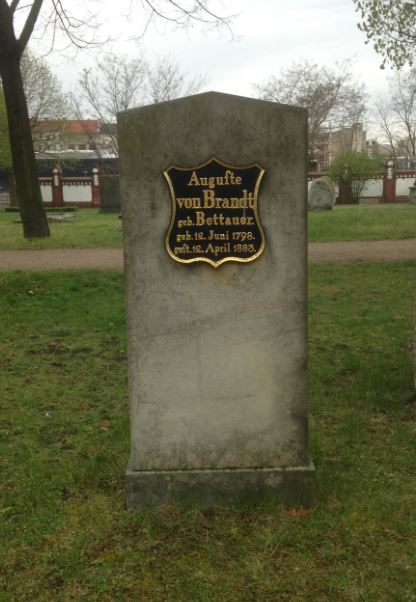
(126, 464), (316, 509)
(308, 176), (336, 210)
(100, 174), (121, 212)
(119, 91), (314, 507)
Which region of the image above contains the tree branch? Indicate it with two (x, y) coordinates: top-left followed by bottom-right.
(18, 0), (44, 54)
(10, 0), (21, 13)
(138, 0), (233, 34)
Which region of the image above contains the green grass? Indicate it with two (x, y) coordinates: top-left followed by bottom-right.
(0, 209), (122, 250)
(1, 264), (416, 600)
(309, 203), (416, 242)
(1, 204), (416, 250)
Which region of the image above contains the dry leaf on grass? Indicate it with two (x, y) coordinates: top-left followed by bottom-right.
(284, 506), (311, 519)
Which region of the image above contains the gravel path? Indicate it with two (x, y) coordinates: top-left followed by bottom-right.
(0, 248), (124, 271)
(308, 239), (416, 263)
(0, 240), (415, 271)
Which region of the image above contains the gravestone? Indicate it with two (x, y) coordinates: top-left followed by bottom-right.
(0, 190), (10, 208)
(119, 91), (315, 508)
(47, 212), (75, 223)
(100, 174), (121, 212)
(308, 176), (336, 210)
(409, 184), (416, 204)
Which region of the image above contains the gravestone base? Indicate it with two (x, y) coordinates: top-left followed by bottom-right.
(126, 463), (315, 509)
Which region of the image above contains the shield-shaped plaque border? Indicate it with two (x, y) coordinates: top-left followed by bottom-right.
(163, 156), (266, 268)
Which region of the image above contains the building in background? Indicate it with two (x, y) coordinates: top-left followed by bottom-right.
(312, 123), (367, 170)
(32, 120), (117, 157)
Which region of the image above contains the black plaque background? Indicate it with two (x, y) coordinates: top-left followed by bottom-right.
(165, 158), (265, 266)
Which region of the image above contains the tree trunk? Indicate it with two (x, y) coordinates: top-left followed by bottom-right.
(414, 312), (416, 393)
(0, 56), (49, 237)
(7, 171), (18, 207)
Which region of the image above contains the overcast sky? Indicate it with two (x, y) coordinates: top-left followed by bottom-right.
(40, 0), (393, 128)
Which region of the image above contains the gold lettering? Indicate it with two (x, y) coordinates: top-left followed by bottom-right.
(174, 243), (191, 255)
(193, 212), (256, 227)
(206, 242), (231, 256)
(197, 190), (256, 210)
(224, 170), (235, 184)
(187, 170), (243, 188)
(177, 216), (194, 228)
(188, 171), (200, 186)
(176, 231), (192, 242)
(176, 197), (201, 209)
(208, 230), (229, 240)
(203, 189), (216, 208)
(195, 211), (205, 226)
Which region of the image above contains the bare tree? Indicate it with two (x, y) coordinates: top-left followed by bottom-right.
(329, 83), (367, 155)
(75, 52), (207, 156)
(253, 61), (367, 163)
(373, 95), (398, 159)
(79, 54), (148, 121)
(147, 58), (207, 103)
(22, 50), (69, 127)
(373, 69), (416, 161)
(390, 69), (416, 157)
(0, 1), (231, 238)
(73, 53), (148, 157)
(0, 1), (51, 237)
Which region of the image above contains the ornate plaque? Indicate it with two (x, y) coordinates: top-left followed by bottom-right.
(164, 157), (265, 268)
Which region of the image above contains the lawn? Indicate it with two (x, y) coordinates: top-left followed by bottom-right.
(1, 263), (416, 600)
(0, 204), (415, 250)
(308, 203), (416, 242)
(0, 209), (123, 250)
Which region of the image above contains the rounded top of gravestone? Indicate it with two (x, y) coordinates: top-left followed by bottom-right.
(308, 176), (336, 211)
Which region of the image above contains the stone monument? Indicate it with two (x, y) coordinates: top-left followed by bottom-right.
(308, 176), (336, 210)
(119, 92), (315, 508)
(100, 174), (121, 213)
